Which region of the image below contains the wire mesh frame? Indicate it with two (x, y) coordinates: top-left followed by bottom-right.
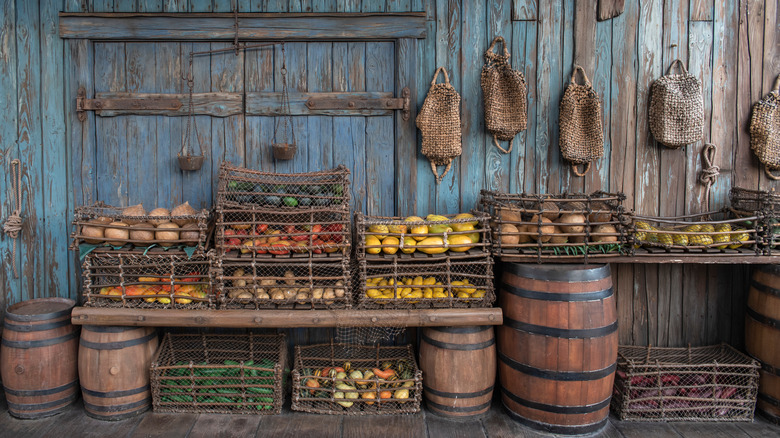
(215, 206), (351, 261)
(479, 190), (630, 262)
(630, 211), (762, 256)
(729, 187), (780, 214)
(81, 250), (216, 309)
(216, 161), (350, 209)
(356, 256), (495, 310)
(214, 259), (352, 310)
(354, 211), (492, 261)
(291, 343), (423, 415)
(150, 333), (287, 415)
(71, 202), (211, 253)
(611, 344), (760, 422)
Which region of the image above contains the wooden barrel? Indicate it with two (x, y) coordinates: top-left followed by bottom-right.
(0, 298), (79, 419)
(497, 263), (617, 435)
(419, 326), (496, 417)
(78, 326), (158, 420)
(746, 265), (780, 424)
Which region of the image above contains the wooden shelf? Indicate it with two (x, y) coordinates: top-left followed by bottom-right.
(71, 307), (503, 328)
(499, 247), (780, 264)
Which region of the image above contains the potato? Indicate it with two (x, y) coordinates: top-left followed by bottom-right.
(270, 290), (285, 300)
(549, 226), (568, 244)
(237, 291), (254, 300)
(155, 222), (180, 247)
(528, 215), (554, 243)
(129, 222), (155, 245)
(148, 208), (171, 226)
(499, 223), (520, 245)
(334, 288), (345, 298)
(499, 208), (523, 223)
(255, 290), (270, 300)
(81, 219), (106, 244)
(559, 213), (586, 234)
(592, 224), (618, 242)
(284, 270), (296, 286)
(539, 202), (560, 220)
(179, 223), (200, 246)
(588, 202), (612, 223)
(104, 221), (130, 246)
(312, 288), (324, 299)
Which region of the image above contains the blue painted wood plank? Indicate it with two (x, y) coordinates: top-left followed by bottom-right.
(686, 21), (713, 214)
(188, 0), (213, 12)
(337, 0), (360, 12)
(711, 0), (738, 200)
(411, 0), (436, 216)
(484, 0), (512, 196)
(181, 42), (214, 209)
(163, 0), (188, 12)
(387, 0), (410, 13)
(348, 42), (367, 213)
(64, 0), (87, 12)
(15, 0), (45, 301)
(395, 37), (418, 216)
(309, 0), (336, 12)
(272, 42), (308, 174)
(512, 19), (537, 194)
(41, 0), (72, 300)
(585, 11), (613, 193)
(459, 0), (486, 211)
(306, 42), (334, 170)
(559, 0), (577, 193)
(245, 42), (276, 174)
(213, 0), (234, 12)
(210, 43), (245, 185)
(156, 42), (186, 207)
(512, 0), (536, 21)
(114, 0), (138, 12)
(266, 0), (290, 12)
(365, 41), (394, 216)
(0, 0), (18, 307)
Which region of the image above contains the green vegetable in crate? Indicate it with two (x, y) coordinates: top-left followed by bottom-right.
(713, 223), (733, 249)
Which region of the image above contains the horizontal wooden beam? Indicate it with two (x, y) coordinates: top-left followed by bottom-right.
(59, 13), (427, 40)
(246, 92), (395, 116)
(500, 254), (780, 264)
(86, 92), (242, 117)
(71, 307), (503, 328)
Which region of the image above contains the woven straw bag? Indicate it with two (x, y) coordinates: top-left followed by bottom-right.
(481, 36), (527, 154)
(750, 75), (780, 179)
(649, 59), (704, 148)
(559, 66), (604, 176)
(416, 67), (462, 184)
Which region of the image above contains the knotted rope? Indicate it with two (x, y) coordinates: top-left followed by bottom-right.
(699, 143), (720, 210)
(3, 159), (23, 277)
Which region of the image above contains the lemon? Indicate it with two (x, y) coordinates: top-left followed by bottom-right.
(472, 290), (486, 298)
(423, 288), (433, 299)
(412, 276), (424, 286)
(423, 276), (436, 285)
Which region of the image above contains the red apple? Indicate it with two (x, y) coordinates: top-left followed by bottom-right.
(256, 223), (268, 234)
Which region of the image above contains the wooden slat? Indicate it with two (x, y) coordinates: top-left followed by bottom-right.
(342, 414), (426, 438)
(758, 0), (779, 190)
(365, 41), (395, 216)
(711, 0), (738, 203)
(125, 42), (158, 209)
(188, 41), (214, 209)
(690, 0), (714, 22)
(427, 414), (487, 438)
(597, 0), (625, 21)
(613, 420), (680, 438)
(512, 0), (537, 21)
(272, 41), (308, 176)
(586, 12), (613, 193)
(413, 0), (438, 216)
(395, 37), (417, 216)
(155, 42), (183, 207)
(733, 0), (762, 190)
(70, 307), (503, 327)
(256, 413), (341, 438)
(244, 40), (275, 176)
(187, 414), (261, 438)
(129, 412), (197, 438)
(58, 13), (427, 40)
(515, 18), (538, 193)
(500, 253), (780, 264)
(573, 0), (596, 78)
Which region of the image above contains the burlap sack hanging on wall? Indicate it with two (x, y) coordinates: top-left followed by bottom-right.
(416, 67), (462, 184)
(648, 59), (704, 148)
(750, 75), (780, 179)
(481, 36), (527, 154)
(559, 65), (604, 177)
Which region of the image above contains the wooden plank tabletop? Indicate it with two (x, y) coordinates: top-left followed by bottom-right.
(71, 307), (503, 328)
(499, 254), (780, 264)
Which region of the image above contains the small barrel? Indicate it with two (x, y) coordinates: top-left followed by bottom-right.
(78, 326), (158, 420)
(498, 263), (617, 435)
(1, 298), (79, 419)
(746, 265), (780, 424)
(419, 326), (496, 417)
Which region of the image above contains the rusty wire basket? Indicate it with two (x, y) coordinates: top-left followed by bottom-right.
(216, 161), (350, 209)
(356, 257), (494, 309)
(72, 202), (211, 253)
(291, 343), (422, 415)
(729, 187), (780, 255)
(151, 333), (286, 414)
(81, 249), (215, 309)
(479, 190), (629, 262)
(631, 211), (762, 256)
(612, 344), (760, 422)
(215, 207), (350, 261)
(355, 212), (491, 261)
(214, 259), (351, 310)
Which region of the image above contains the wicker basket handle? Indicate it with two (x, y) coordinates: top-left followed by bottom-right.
(430, 67), (451, 87)
(772, 74), (780, 93)
(492, 135), (513, 154)
(430, 159), (454, 184)
(571, 162), (591, 177)
(667, 59), (688, 76)
(765, 165), (780, 181)
(485, 36), (510, 60)
(570, 65), (591, 87)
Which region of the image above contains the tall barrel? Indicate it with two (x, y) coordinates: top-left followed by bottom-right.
(498, 263), (617, 435)
(419, 326), (496, 417)
(78, 326), (158, 420)
(746, 265), (780, 423)
(1, 298), (79, 418)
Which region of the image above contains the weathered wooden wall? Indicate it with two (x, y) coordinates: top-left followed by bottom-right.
(1, 0), (778, 349)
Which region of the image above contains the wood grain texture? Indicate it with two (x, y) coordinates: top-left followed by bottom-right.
(58, 14), (428, 40)
(690, 0), (714, 21)
(597, 0), (625, 21)
(187, 414), (261, 438)
(1, 0), (18, 311)
(484, 0), (512, 195)
(511, 0), (536, 21)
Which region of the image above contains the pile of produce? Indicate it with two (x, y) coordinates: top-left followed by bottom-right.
(363, 213), (485, 256)
(96, 274), (208, 304)
(221, 221), (346, 256)
(298, 359), (418, 407)
(225, 181), (346, 208)
(78, 202), (204, 248)
(157, 359), (278, 409)
(225, 268), (346, 303)
(633, 220), (751, 249)
(363, 276), (486, 300)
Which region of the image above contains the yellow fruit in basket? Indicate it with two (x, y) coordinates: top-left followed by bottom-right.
(689, 233), (714, 246)
(366, 235), (382, 255)
(400, 236), (416, 254)
(423, 288), (433, 299)
(433, 291), (448, 299)
(453, 213), (479, 226)
(657, 231), (673, 246)
(366, 289), (382, 299)
(700, 224), (715, 234)
(448, 234), (474, 252)
(404, 216), (429, 241)
(387, 224), (407, 234)
(672, 232), (688, 246)
(381, 236), (400, 255)
(634, 221), (651, 242)
(426, 214), (450, 223)
(369, 224), (389, 240)
(451, 222), (475, 233)
(472, 290), (486, 299)
(412, 276), (423, 286)
(407, 290), (423, 299)
(416, 236), (447, 254)
(729, 230), (750, 249)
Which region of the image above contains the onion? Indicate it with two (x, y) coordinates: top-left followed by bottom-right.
(171, 201), (197, 226)
(81, 218), (106, 244)
(122, 204), (146, 225)
(179, 223), (200, 247)
(155, 222), (180, 246)
(148, 208), (171, 226)
(104, 221), (130, 246)
(129, 222), (155, 245)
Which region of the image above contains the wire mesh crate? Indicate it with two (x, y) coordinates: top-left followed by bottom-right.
(216, 161), (350, 209)
(215, 259), (351, 310)
(151, 333), (286, 414)
(81, 250), (216, 309)
(730, 187), (780, 214)
(479, 190), (630, 262)
(215, 206), (350, 261)
(630, 211), (762, 256)
(356, 257), (494, 309)
(611, 344), (760, 422)
(72, 202), (211, 252)
(291, 343), (422, 415)
(355, 212), (491, 261)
